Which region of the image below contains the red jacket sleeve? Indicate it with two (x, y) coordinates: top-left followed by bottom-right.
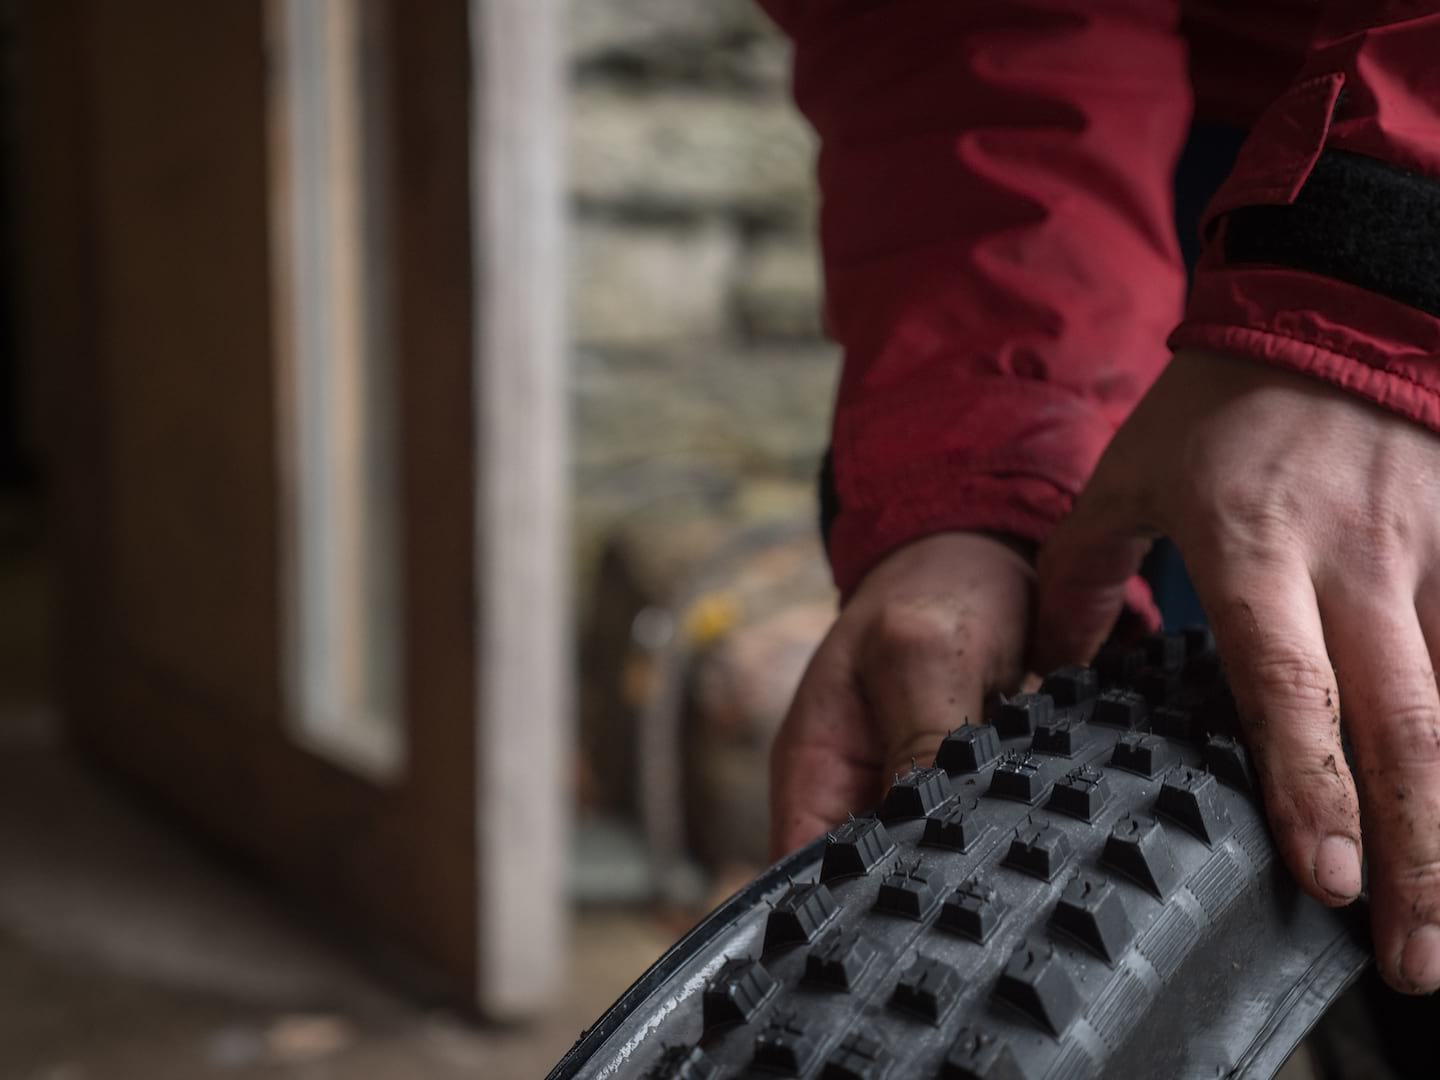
(759, 1), (1192, 596)
(1171, 3), (1440, 432)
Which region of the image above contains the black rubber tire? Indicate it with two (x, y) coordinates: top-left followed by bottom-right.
(548, 631), (1370, 1079)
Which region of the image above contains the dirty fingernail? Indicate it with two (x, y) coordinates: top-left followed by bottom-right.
(1312, 835), (1361, 900)
(1401, 925), (1440, 992)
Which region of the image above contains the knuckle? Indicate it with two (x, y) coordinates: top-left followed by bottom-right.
(1326, 519), (1414, 587)
(1189, 484), (1299, 563)
(1379, 856), (1440, 917)
(1242, 645), (1334, 716)
(1353, 514), (1410, 569)
(1396, 859), (1440, 891)
(1258, 756), (1356, 831)
(1273, 754), (1350, 794)
(1373, 698), (1440, 767)
(863, 601), (957, 664)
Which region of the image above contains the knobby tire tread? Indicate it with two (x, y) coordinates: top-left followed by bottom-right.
(549, 633), (1370, 1080)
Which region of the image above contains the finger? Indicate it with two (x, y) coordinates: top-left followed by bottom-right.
(1189, 550), (1361, 909)
(769, 638), (879, 859)
(1330, 588), (1440, 993)
(1035, 468), (1156, 671)
(855, 597), (1012, 782)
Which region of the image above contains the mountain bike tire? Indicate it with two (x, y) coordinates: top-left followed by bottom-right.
(547, 629), (1371, 1079)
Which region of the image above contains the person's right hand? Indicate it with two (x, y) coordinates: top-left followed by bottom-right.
(769, 531), (1033, 859)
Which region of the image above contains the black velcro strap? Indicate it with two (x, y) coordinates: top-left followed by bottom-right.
(818, 449), (839, 543)
(1224, 149), (1440, 319)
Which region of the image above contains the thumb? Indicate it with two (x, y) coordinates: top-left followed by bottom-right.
(1035, 468), (1157, 671)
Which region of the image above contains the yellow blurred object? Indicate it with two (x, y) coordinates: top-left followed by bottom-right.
(682, 591), (743, 647)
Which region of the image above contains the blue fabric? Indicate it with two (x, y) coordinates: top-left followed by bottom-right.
(1140, 122), (1247, 630)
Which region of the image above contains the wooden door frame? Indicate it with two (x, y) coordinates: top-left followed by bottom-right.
(18, 0), (568, 1015)
(468, 0), (569, 1015)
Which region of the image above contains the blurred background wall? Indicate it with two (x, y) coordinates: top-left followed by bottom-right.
(568, 0), (832, 613)
(0, 0), (839, 1074)
(564, 0), (837, 901)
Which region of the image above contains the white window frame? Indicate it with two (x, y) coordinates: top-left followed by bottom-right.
(267, 0), (405, 781)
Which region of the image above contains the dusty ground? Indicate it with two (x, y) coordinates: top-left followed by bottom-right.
(0, 714), (674, 1080)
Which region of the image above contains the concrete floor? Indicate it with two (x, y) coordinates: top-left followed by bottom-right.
(0, 711), (675, 1080)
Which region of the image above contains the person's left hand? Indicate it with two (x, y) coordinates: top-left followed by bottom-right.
(1035, 348), (1440, 995)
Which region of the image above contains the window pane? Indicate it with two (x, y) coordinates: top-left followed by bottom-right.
(268, 0), (403, 780)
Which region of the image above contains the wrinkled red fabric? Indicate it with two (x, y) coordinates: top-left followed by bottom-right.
(759, 0), (1440, 600)
(1172, 5), (1440, 432)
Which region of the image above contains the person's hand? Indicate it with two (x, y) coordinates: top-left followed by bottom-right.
(770, 531), (1032, 858)
(1037, 348), (1440, 995)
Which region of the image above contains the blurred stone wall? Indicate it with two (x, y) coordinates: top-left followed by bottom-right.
(567, 0), (839, 588)
(566, 2), (841, 870)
